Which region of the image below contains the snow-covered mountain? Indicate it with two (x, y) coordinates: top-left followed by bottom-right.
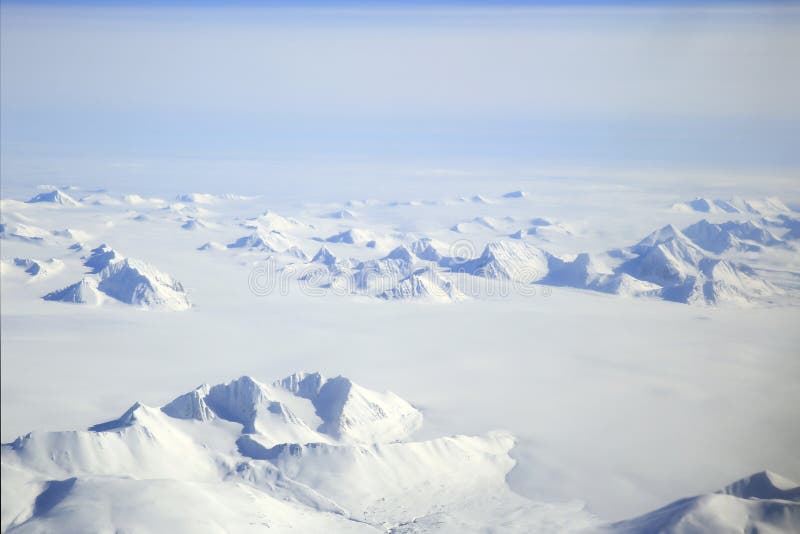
(2, 373), (592, 533)
(309, 245), (349, 270)
(24, 189), (80, 207)
(227, 230), (297, 253)
(287, 224), (789, 305)
(378, 267), (466, 302)
(82, 243), (120, 273)
(450, 240), (550, 283)
(684, 219), (784, 253)
(78, 192), (123, 206)
(241, 209), (312, 234)
(609, 471), (800, 533)
(3, 373), (797, 533)
(618, 225), (780, 305)
(408, 237), (447, 262)
(7, 182), (791, 307)
(43, 247), (190, 311)
(672, 196), (794, 216)
(162, 373), (422, 445)
(324, 228), (388, 248)
(180, 217), (214, 231)
(451, 215), (516, 234)
(353, 245), (420, 290)
(323, 209), (356, 219)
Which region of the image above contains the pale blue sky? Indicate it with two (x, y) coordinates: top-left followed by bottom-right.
(1, 3), (798, 197)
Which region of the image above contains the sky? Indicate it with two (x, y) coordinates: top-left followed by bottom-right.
(1, 1), (799, 197)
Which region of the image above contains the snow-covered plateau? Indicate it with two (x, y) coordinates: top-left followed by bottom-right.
(2, 182), (799, 532)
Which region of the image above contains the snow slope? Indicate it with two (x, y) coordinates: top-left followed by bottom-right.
(9, 258), (64, 280)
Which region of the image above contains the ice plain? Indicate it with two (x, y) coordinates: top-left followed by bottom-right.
(1, 173), (799, 532)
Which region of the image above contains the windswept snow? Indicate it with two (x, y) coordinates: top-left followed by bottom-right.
(51, 228), (92, 242)
(10, 258), (64, 280)
(0, 222), (51, 243)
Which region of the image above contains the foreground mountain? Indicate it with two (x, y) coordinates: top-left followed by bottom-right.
(0, 373), (598, 533)
(3, 373), (797, 533)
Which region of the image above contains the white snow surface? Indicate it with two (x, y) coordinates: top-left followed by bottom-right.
(1, 182), (799, 532)
(3, 373), (797, 533)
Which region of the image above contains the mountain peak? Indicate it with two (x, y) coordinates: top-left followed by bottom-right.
(633, 224), (688, 250)
(25, 189), (80, 206)
(720, 470), (800, 501)
(384, 244), (414, 262)
(311, 246), (338, 266)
